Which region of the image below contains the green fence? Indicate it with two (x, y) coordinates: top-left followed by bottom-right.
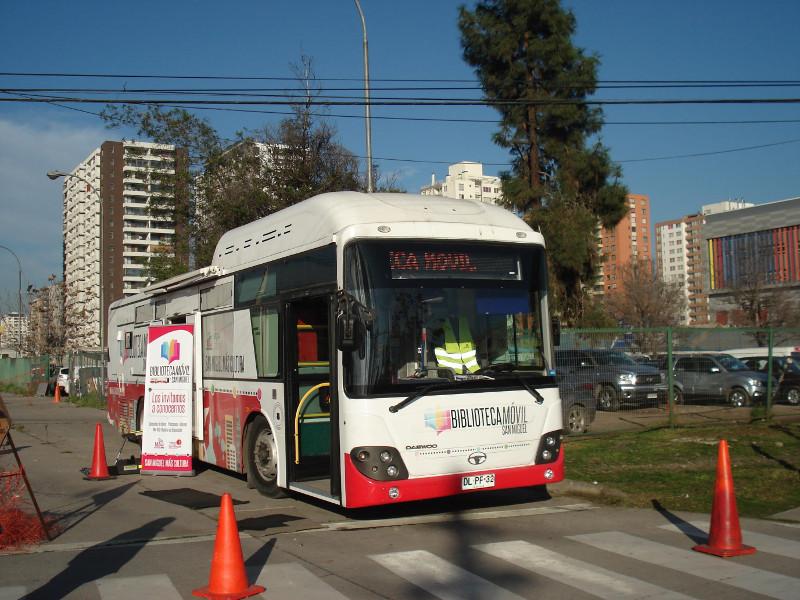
(0, 351), (105, 404)
(0, 356), (52, 394)
(558, 327), (800, 434)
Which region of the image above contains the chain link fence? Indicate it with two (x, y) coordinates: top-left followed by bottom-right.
(0, 351), (105, 405)
(557, 327), (800, 435)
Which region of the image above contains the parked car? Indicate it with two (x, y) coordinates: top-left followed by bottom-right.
(558, 375), (597, 434)
(671, 353), (771, 407)
(555, 349), (666, 411)
(56, 366), (70, 396)
(739, 356), (800, 405)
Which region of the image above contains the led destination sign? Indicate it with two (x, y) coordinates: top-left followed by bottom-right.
(389, 248), (520, 280)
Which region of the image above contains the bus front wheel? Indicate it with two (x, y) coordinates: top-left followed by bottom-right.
(245, 416), (285, 498)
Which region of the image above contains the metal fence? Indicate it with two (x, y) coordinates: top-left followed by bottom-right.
(0, 356), (51, 392)
(557, 327), (800, 435)
(0, 351), (105, 403)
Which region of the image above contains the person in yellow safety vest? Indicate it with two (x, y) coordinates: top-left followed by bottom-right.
(434, 316), (480, 374)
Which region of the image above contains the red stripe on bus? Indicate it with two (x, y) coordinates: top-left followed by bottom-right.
(343, 450), (565, 509)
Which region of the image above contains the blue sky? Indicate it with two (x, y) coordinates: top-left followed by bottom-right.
(1, 0), (799, 306)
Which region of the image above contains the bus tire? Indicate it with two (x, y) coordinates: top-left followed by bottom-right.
(245, 416), (285, 498)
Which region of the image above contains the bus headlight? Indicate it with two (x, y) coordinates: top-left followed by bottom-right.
(536, 431), (562, 464)
(350, 446), (409, 481)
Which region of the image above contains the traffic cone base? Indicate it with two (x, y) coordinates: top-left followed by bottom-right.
(193, 493), (264, 600)
(692, 542), (756, 558)
(191, 583), (265, 600)
(85, 423), (114, 480)
(692, 439), (756, 558)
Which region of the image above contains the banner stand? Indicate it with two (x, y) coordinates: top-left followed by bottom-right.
(141, 325), (195, 477)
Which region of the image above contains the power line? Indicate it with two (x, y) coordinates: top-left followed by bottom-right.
(5, 93), (800, 107)
(3, 71), (800, 86)
(617, 137), (800, 163)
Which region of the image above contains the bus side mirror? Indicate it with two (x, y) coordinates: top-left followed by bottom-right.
(337, 313), (358, 352)
(551, 317), (561, 347)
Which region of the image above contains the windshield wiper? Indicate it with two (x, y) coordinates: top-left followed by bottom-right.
(389, 381), (459, 413)
(516, 374), (545, 404)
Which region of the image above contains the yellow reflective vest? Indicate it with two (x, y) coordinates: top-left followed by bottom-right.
(434, 317), (479, 374)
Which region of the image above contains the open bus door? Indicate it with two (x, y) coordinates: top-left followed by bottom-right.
(285, 294), (340, 501)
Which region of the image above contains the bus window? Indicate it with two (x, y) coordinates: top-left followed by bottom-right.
(250, 306), (279, 378)
(343, 240), (550, 397)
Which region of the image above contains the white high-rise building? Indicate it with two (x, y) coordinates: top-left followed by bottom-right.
(60, 141), (186, 350)
(421, 161), (503, 204)
(654, 199), (753, 325)
(0, 312), (29, 356)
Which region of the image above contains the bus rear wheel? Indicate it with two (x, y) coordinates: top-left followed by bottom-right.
(245, 416), (285, 498)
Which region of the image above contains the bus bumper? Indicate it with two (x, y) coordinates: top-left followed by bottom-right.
(343, 450), (564, 508)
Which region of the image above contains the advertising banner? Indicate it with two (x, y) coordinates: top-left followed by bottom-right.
(141, 324), (194, 475)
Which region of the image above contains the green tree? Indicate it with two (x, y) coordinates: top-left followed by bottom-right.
(459, 0), (628, 323)
(101, 57), (363, 278)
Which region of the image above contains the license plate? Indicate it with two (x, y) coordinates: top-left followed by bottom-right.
(462, 473), (496, 490)
(647, 393), (657, 399)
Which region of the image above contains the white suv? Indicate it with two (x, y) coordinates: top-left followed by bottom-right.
(56, 367), (71, 395)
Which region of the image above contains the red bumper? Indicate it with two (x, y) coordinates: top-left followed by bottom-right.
(343, 449), (564, 508)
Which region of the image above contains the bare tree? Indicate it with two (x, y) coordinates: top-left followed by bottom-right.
(727, 273), (800, 345)
(604, 259), (686, 328)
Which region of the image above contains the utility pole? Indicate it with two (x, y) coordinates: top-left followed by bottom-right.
(354, 0), (374, 192)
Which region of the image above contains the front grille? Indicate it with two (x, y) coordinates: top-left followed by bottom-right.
(640, 374), (661, 385)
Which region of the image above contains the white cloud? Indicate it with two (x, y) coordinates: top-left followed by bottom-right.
(0, 117), (106, 302)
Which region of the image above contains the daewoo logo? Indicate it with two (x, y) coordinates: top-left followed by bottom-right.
(468, 451), (487, 465)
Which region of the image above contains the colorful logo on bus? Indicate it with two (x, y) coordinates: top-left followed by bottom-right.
(160, 339), (181, 364)
(424, 407), (452, 434)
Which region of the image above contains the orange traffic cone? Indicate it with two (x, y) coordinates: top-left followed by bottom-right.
(193, 493), (264, 599)
(693, 439), (756, 557)
(84, 423), (114, 480)
(53, 385), (61, 404)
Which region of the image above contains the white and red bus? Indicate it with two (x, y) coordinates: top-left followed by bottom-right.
(106, 192), (564, 508)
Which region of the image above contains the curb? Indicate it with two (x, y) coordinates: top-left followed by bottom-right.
(549, 478), (630, 501)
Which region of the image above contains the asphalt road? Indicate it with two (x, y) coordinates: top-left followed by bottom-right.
(1, 393), (798, 599)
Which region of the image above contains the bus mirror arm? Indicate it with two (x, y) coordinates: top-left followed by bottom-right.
(336, 290), (375, 352)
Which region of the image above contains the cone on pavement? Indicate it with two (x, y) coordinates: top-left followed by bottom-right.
(84, 423), (114, 480)
(193, 493), (265, 599)
(53, 385), (61, 404)
(692, 439), (756, 558)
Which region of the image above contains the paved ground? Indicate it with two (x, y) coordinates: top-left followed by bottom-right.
(1, 393), (798, 599)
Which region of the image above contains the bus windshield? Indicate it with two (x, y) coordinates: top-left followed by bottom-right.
(343, 240), (551, 397)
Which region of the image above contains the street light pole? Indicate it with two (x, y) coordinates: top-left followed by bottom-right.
(47, 170), (104, 352)
(354, 0), (374, 193)
(0, 244), (22, 356)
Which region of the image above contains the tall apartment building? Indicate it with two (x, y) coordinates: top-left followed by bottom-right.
(420, 161), (503, 204)
(0, 312), (29, 356)
(654, 200), (754, 325)
(595, 193), (652, 296)
(61, 141), (187, 350)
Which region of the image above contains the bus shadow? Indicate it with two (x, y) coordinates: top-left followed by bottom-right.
(22, 517), (174, 600)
